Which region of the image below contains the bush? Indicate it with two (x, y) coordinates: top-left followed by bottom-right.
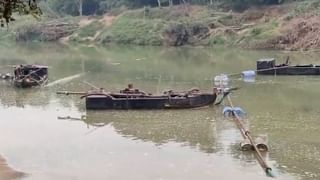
(78, 21), (104, 37)
(209, 36), (225, 45)
(163, 22), (189, 46)
(251, 28), (262, 36)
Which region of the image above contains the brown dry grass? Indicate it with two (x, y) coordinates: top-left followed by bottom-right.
(277, 16), (320, 50)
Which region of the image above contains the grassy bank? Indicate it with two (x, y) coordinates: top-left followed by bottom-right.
(5, 0), (320, 50)
(68, 5), (286, 48)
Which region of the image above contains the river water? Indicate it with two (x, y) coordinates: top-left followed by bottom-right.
(0, 43), (319, 180)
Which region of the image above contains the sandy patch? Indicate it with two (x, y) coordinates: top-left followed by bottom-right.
(0, 155), (25, 180)
(79, 16), (95, 27)
(99, 15), (116, 27)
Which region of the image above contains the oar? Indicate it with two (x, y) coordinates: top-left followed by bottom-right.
(83, 81), (99, 90)
(58, 116), (86, 121)
(225, 65), (293, 78)
(0, 65), (16, 69)
(56, 91), (88, 95)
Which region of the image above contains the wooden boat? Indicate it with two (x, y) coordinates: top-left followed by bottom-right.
(12, 65), (48, 88)
(57, 84), (225, 110)
(257, 58), (320, 75)
(84, 91), (216, 110)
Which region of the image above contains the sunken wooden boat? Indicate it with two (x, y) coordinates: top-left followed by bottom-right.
(257, 58), (320, 75)
(13, 65), (48, 88)
(57, 85), (223, 110)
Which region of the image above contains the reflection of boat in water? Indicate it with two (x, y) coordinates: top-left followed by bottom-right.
(257, 58), (320, 75)
(57, 84), (224, 110)
(1, 64), (48, 88)
(59, 109), (219, 153)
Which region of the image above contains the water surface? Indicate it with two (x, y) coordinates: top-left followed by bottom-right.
(0, 43), (319, 180)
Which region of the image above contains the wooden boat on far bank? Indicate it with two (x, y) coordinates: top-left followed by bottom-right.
(257, 58), (320, 75)
(1, 64), (48, 88)
(57, 84), (230, 110)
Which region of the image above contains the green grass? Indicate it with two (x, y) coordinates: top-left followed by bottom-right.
(250, 28), (262, 36)
(208, 36), (225, 45)
(77, 21), (104, 38)
(234, 18), (281, 48)
(97, 17), (166, 45)
(95, 6), (233, 46)
(285, 0), (320, 19)
(4, 3), (317, 49)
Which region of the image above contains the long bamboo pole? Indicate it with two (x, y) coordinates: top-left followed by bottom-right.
(226, 95), (274, 177)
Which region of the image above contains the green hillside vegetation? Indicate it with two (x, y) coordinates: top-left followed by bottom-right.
(2, 0), (320, 50)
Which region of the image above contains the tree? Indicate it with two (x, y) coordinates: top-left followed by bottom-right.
(0, 0), (42, 27)
(78, 0), (82, 16)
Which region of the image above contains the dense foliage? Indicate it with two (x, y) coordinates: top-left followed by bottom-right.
(0, 0), (42, 27)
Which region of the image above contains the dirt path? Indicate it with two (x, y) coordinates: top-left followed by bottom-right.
(79, 16), (95, 28)
(99, 15), (116, 27)
(60, 15), (116, 44)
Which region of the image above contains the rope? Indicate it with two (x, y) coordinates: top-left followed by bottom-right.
(225, 95), (274, 177)
(226, 65), (291, 77)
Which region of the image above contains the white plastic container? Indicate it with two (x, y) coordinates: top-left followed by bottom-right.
(214, 74), (229, 86)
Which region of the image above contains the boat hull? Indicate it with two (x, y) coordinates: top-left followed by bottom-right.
(14, 78), (48, 88)
(257, 58), (320, 75)
(85, 94), (217, 110)
(257, 66), (320, 75)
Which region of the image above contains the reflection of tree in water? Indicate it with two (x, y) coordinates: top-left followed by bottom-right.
(0, 86), (50, 108)
(0, 58), (26, 67)
(66, 109), (219, 154)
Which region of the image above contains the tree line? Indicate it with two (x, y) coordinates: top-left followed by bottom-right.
(43, 0), (284, 16)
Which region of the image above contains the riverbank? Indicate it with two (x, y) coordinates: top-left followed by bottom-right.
(5, 0), (320, 51)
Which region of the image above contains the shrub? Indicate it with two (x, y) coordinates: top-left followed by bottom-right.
(251, 28), (262, 36)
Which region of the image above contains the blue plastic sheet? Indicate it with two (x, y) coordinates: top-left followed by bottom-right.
(223, 106), (246, 117)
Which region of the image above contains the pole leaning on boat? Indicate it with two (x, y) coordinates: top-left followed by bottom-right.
(224, 93), (275, 177)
